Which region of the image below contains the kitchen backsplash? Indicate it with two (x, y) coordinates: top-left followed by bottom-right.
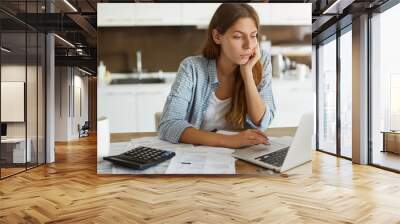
(98, 26), (311, 73)
(98, 26), (206, 73)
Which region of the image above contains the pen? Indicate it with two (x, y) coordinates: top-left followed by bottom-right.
(181, 162), (191, 165)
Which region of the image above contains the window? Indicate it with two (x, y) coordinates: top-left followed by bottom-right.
(0, 1), (47, 179)
(339, 28), (352, 158)
(317, 37), (337, 154)
(370, 2), (400, 171)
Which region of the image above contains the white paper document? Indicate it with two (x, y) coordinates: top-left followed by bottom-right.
(127, 136), (236, 174)
(165, 147), (236, 174)
(98, 136), (236, 174)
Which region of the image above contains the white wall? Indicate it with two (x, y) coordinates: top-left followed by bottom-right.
(72, 73), (89, 138)
(55, 67), (89, 141)
(1, 65), (37, 137)
(55, 67), (68, 141)
(1, 64), (46, 164)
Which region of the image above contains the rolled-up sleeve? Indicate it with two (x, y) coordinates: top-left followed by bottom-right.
(158, 58), (195, 143)
(245, 51), (276, 130)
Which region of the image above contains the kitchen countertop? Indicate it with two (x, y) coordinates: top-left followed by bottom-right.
(99, 83), (173, 93)
(97, 72), (176, 93)
(110, 72), (177, 84)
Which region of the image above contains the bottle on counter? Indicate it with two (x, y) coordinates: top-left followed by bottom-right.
(260, 35), (271, 53)
(98, 61), (111, 86)
(136, 50), (142, 74)
(98, 61), (106, 83)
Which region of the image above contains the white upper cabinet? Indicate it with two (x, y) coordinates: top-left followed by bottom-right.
(134, 3), (181, 26)
(97, 3), (135, 27)
(98, 3), (181, 27)
(97, 3), (311, 27)
(180, 3), (221, 26)
(250, 3), (312, 26)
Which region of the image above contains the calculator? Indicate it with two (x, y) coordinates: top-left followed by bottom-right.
(103, 146), (176, 170)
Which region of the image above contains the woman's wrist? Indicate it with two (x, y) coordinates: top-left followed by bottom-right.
(240, 69), (254, 83)
(243, 75), (255, 87)
(240, 67), (252, 77)
(215, 133), (231, 148)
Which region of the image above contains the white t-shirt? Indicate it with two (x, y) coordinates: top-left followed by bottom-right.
(200, 91), (232, 131)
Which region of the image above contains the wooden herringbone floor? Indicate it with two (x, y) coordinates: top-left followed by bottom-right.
(1, 135), (400, 224)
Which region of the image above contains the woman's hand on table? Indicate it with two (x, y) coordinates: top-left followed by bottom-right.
(221, 129), (269, 149)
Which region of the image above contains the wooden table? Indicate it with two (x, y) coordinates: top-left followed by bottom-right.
(381, 131), (400, 154)
(102, 127), (311, 176)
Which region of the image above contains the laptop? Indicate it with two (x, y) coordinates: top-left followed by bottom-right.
(232, 113), (314, 172)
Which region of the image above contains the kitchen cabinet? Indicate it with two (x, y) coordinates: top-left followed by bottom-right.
(180, 3), (220, 26)
(134, 3), (181, 26)
(97, 3), (135, 27)
(136, 90), (170, 131)
(100, 90), (137, 133)
(98, 83), (172, 133)
(249, 3), (311, 26)
(98, 3), (311, 27)
(98, 3), (181, 27)
(270, 77), (313, 128)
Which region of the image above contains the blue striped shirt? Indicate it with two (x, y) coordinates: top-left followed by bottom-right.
(158, 49), (276, 143)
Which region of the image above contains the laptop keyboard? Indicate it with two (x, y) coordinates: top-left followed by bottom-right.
(255, 147), (289, 167)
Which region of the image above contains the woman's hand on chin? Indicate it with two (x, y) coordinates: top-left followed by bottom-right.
(239, 44), (261, 79)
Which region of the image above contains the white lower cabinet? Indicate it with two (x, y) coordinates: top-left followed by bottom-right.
(136, 91), (169, 132)
(99, 84), (171, 133)
(101, 91), (137, 133)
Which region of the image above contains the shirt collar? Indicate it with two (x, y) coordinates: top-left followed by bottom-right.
(208, 58), (219, 85)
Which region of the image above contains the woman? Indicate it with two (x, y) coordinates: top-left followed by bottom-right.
(158, 3), (276, 149)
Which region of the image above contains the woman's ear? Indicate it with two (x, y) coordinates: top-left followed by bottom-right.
(212, 29), (222, 45)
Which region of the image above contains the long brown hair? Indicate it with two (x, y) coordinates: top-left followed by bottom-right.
(202, 3), (263, 129)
